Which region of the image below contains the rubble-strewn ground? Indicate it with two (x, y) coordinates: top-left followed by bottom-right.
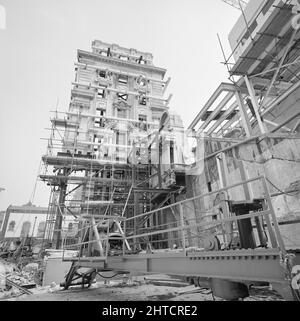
(4, 278), (284, 302)
(0, 259), (285, 301)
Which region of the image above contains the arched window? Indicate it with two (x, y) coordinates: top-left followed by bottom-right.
(8, 221), (16, 232)
(20, 221), (31, 237)
(68, 222), (73, 232)
(37, 221), (46, 238)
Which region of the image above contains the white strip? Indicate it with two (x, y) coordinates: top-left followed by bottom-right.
(0, 5), (6, 30)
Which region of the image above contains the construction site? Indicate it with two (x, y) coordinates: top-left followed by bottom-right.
(1, 0), (300, 302)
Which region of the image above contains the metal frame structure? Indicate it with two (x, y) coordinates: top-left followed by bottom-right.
(191, 1), (300, 140)
(38, 7), (300, 300)
(61, 173), (299, 300)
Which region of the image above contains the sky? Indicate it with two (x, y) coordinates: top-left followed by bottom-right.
(0, 0), (240, 211)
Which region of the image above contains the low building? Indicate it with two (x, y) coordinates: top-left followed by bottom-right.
(0, 203), (48, 242)
(0, 202), (79, 247)
(0, 211), (5, 232)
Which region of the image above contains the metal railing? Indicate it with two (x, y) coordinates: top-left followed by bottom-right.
(61, 175), (286, 262)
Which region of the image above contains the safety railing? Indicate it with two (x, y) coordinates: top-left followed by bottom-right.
(60, 175), (286, 263)
(122, 175), (286, 255)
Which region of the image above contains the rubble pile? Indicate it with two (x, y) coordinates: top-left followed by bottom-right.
(7, 266), (37, 287)
(0, 259), (38, 300)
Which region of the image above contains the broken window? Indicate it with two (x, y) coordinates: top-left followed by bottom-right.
(117, 93), (128, 101)
(136, 56), (147, 65)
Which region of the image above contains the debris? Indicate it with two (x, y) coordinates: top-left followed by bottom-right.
(22, 263), (39, 273)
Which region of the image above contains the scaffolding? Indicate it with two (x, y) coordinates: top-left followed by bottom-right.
(38, 26), (300, 300)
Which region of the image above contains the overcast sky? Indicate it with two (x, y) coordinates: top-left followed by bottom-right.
(0, 0), (240, 210)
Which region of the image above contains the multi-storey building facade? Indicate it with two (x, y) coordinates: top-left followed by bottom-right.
(40, 41), (185, 249)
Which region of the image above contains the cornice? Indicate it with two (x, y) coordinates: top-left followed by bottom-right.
(78, 50), (167, 77)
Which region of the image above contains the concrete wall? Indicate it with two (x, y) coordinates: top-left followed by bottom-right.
(185, 136), (300, 249)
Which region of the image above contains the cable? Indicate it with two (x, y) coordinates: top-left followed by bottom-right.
(266, 177), (299, 197)
(29, 160), (42, 204)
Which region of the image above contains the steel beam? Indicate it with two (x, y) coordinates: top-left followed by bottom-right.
(197, 92), (235, 132)
(104, 249), (286, 284)
(188, 83), (237, 130)
(235, 91), (252, 137)
(260, 28), (298, 109)
(244, 76), (267, 134)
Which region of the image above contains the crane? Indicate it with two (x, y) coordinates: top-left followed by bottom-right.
(222, 0), (248, 10)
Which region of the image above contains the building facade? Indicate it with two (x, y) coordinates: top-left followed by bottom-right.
(0, 203), (78, 244)
(40, 40), (186, 248)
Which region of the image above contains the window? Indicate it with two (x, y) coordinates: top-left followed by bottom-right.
(136, 56), (147, 65)
(94, 117), (101, 128)
(68, 223), (73, 232)
(207, 182), (212, 192)
(118, 75), (128, 85)
(20, 221), (31, 237)
(136, 76), (147, 87)
(117, 108), (127, 119)
(117, 93), (128, 101)
(139, 115), (147, 131)
(119, 55), (129, 61)
(8, 221), (16, 232)
(116, 132), (126, 146)
(98, 70), (106, 78)
(97, 108), (105, 117)
(97, 89), (106, 99)
(138, 94), (147, 106)
(94, 109), (106, 128)
(152, 116), (161, 124)
(170, 140), (174, 165)
(37, 221), (46, 238)
(139, 114), (147, 122)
